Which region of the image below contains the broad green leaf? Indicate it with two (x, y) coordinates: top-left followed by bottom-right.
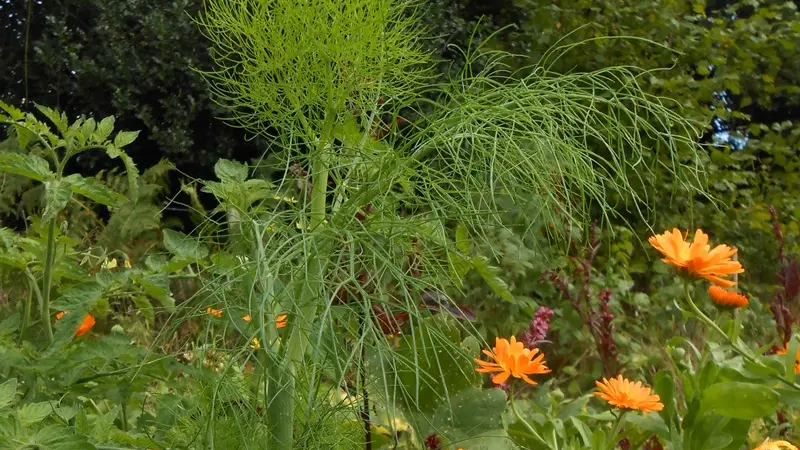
(31, 424), (97, 450)
(50, 281), (106, 312)
(19, 402), (54, 426)
(95, 116), (114, 141)
(0, 378), (17, 408)
(430, 387), (506, 436)
(42, 179), (73, 221)
(113, 130), (139, 148)
(214, 158), (249, 183)
(163, 229), (209, 259)
(79, 118), (96, 140)
(68, 175), (126, 206)
(700, 382), (779, 419)
(0, 152), (53, 181)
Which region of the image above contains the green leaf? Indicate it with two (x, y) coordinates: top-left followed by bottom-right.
(113, 130), (139, 148)
(105, 146), (140, 201)
(19, 402), (54, 426)
(214, 158), (249, 183)
(95, 116), (114, 142)
(42, 179), (73, 221)
(455, 223), (470, 254)
(0, 100), (25, 120)
(68, 175), (127, 206)
(132, 296), (155, 325)
(471, 255), (513, 302)
(0, 152), (53, 181)
(163, 229), (209, 259)
(31, 424), (97, 450)
(700, 382), (780, 419)
(35, 104), (68, 134)
(431, 387), (506, 436)
(0, 378), (17, 409)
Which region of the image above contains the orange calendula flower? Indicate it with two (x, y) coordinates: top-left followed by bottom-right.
(276, 314), (288, 329)
(708, 285), (749, 308)
(75, 314), (96, 336)
(649, 228), (744, 287)
(776, 345), (800, 374)
(753, 438), (799, 450)
(55, 311), (96, 337)
(474, 336), (551, 385)
(594, 375), (664, 413)
(206, 307), (223, 318)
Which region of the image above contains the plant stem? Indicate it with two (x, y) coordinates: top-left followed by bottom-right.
(606, 411), (626, 450)
(508, 383), (552, 449)
(40, 218), (56, 345)
(684, 285), (800, 391)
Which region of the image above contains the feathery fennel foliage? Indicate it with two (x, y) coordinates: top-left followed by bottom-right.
(193, 0), (706, 447)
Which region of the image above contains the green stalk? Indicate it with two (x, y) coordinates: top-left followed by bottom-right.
(683, 284), (800, 391)
(268, 116), (335, 449)
(605, 411), (626, 450)
(508, 383), (552, 449)
(40, 217), (56, 345)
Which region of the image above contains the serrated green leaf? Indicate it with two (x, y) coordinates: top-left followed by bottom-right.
(0, 152), (53, 181)
(42, 179), (73, 221)
(95, 116), (114, 142)
(80, 118), (96, 140)
(34, 104), (68, 134)
(32, 424), (97, 450)
(700, 382), (779, 419)
(163, 229), (208, 259)
(471, 255), (513, 302)
(68, 175), (127, 206)
(0, 101), (24, 120)
(0, 378), (17, 409)
(105, 146), (139, 201)
(214, 158), (249, 183)
(19, 402), (54, 426)
(113, 130), (139, 148)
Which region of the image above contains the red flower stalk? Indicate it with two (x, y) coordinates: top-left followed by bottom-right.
(523, 306), (554, 348)
(770, 205), (797, 347)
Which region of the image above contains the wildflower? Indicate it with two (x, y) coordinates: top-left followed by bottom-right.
(276, 313), (288, 328)
(708, 285), (749, 308)
(55, 311), (96, 337)
(242, 313), (287, 328)
(424, 434), (442, 450)
(522, 306), (554, 349)
(249, 337), (261, 349)
(752, 438), (799, 450)
(475, 336), (551, 385)
(123, 259), (132, 269)
(649, 228), (744, 287)
(75, 314), (96, 336)
(594, 375), (664, 413)
(102, 258), (118, 270)
(776, 345), (800, 374)
(206, 307), (223, 318)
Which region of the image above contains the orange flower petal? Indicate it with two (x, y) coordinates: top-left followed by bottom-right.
(708, 286), (749, 308)
(594, 375), (663, 413)
(649, 228), (743, 286)
(474, 336), (551, 385)
(75, 314), (96, 337)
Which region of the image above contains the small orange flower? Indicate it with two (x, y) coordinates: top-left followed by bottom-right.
(474, 336), (551, 385)
(776, 345), (800, 374)
(649, 228), (744, 287)
(276, 314), (288, 329)
(75, 314), (96, 336)
(206, 307), (223, 318)
(242, 314), (252, 322)
(55, 311), (95, 337)
(708, 285), (749, 308)
(594, 375), (664, 413)
(752, 438), (799, 450)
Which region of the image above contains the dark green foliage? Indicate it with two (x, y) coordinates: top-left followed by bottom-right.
(1, 0), (263, 176)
